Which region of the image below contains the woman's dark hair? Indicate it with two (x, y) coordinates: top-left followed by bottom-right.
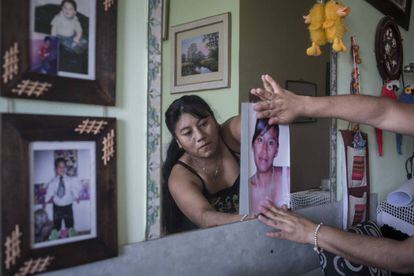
(251, 118), (279, 146)
(164, 95), (216, 136)
(61, 0), (77, 11)
(162, 95), (216, 234)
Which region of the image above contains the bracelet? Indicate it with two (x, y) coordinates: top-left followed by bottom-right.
(313, 222), (324, 254)
(240, 214), (248, 222)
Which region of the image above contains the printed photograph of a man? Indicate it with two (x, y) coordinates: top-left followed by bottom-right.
(30, 141), (96, 249)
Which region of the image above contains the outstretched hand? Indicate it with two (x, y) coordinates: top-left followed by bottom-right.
(257, 198), (316, 245)
(250, 74), (303, 125)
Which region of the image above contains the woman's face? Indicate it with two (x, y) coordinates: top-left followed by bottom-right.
(253, 127), (279, 173)
(174, 113), (220, 158)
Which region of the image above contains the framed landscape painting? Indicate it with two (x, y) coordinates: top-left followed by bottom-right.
(170, 13), (230, 93)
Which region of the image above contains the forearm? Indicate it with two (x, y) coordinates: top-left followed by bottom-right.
(316, 225), (414, 273)
(259, 198), (414, 273)
(45, 187), (53, 203)
(254, 74), (414, 135)
(301, 94), (414, 135)
(74, 24), (83, 42)
(302, 95), (386, 126)
(74, 31), (82, 41)
(199, 210), (242, 228)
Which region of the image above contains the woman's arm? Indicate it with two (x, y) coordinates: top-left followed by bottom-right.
(251, 74), (414, 136)
(317, 226), (414, 273)
(220, 115), (241, 152)
(168, 165), (242, 228)
(258, 200), (414, 273)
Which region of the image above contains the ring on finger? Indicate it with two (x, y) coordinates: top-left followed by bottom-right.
(268, 110), (272, 117)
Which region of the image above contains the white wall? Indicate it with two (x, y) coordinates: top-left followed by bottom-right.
(111, 0), (148, 244)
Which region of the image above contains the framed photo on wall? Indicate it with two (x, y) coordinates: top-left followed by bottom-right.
(0, 0), (117, 105)
(1, 114), (117, 275)
(30, 142), (97, 249)
(29, 0), (96, 80)
(286, 80), (317, 123)
(365, 0), (412, 30)
(170, 13), (230, 93)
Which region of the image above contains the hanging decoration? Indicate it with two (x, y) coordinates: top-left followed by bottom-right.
(375, 16), (403, 81)
(340, 36), (370, 228)
(303, 1), (327, 56)
(324, 0), (350, 52)
(304, 0), (350, 56)
(374, 16), (404, 156)
(375, 81), (399, 156)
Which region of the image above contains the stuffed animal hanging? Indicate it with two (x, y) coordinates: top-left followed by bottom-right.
(304, 2), (327, 56)
(323, 0), (350, 52)
(304, 1), (350, 55)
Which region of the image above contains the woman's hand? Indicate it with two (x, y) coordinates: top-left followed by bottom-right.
(250, 74), (304, 125)
(257, 199), (316, 245)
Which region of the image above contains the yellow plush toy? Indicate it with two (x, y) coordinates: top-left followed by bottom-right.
(304, 2), (327, 56)
(323, 0), (350, 52)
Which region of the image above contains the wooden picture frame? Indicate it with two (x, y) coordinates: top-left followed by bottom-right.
(286, 80), (317, 123)
(170, 13), (230, 93)
(366, 0), (412, 30)
(1, 114), (117, 275)
(0, 0), (117, 105)
(162, 0), (170, 40)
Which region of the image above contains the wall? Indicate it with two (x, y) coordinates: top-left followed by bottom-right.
(239, 0), (331, 192)
(0, 0), (148, 244)
(161, 0), (240, 145)
(113, 0), (148, 244)
(336, 0), (414, 201)
(11, 0), (414, 274)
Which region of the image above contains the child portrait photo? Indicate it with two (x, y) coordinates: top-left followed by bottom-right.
(30, 141), (97, 249)
(30, 0), (96, 79)
(29, 35), (59, 75)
